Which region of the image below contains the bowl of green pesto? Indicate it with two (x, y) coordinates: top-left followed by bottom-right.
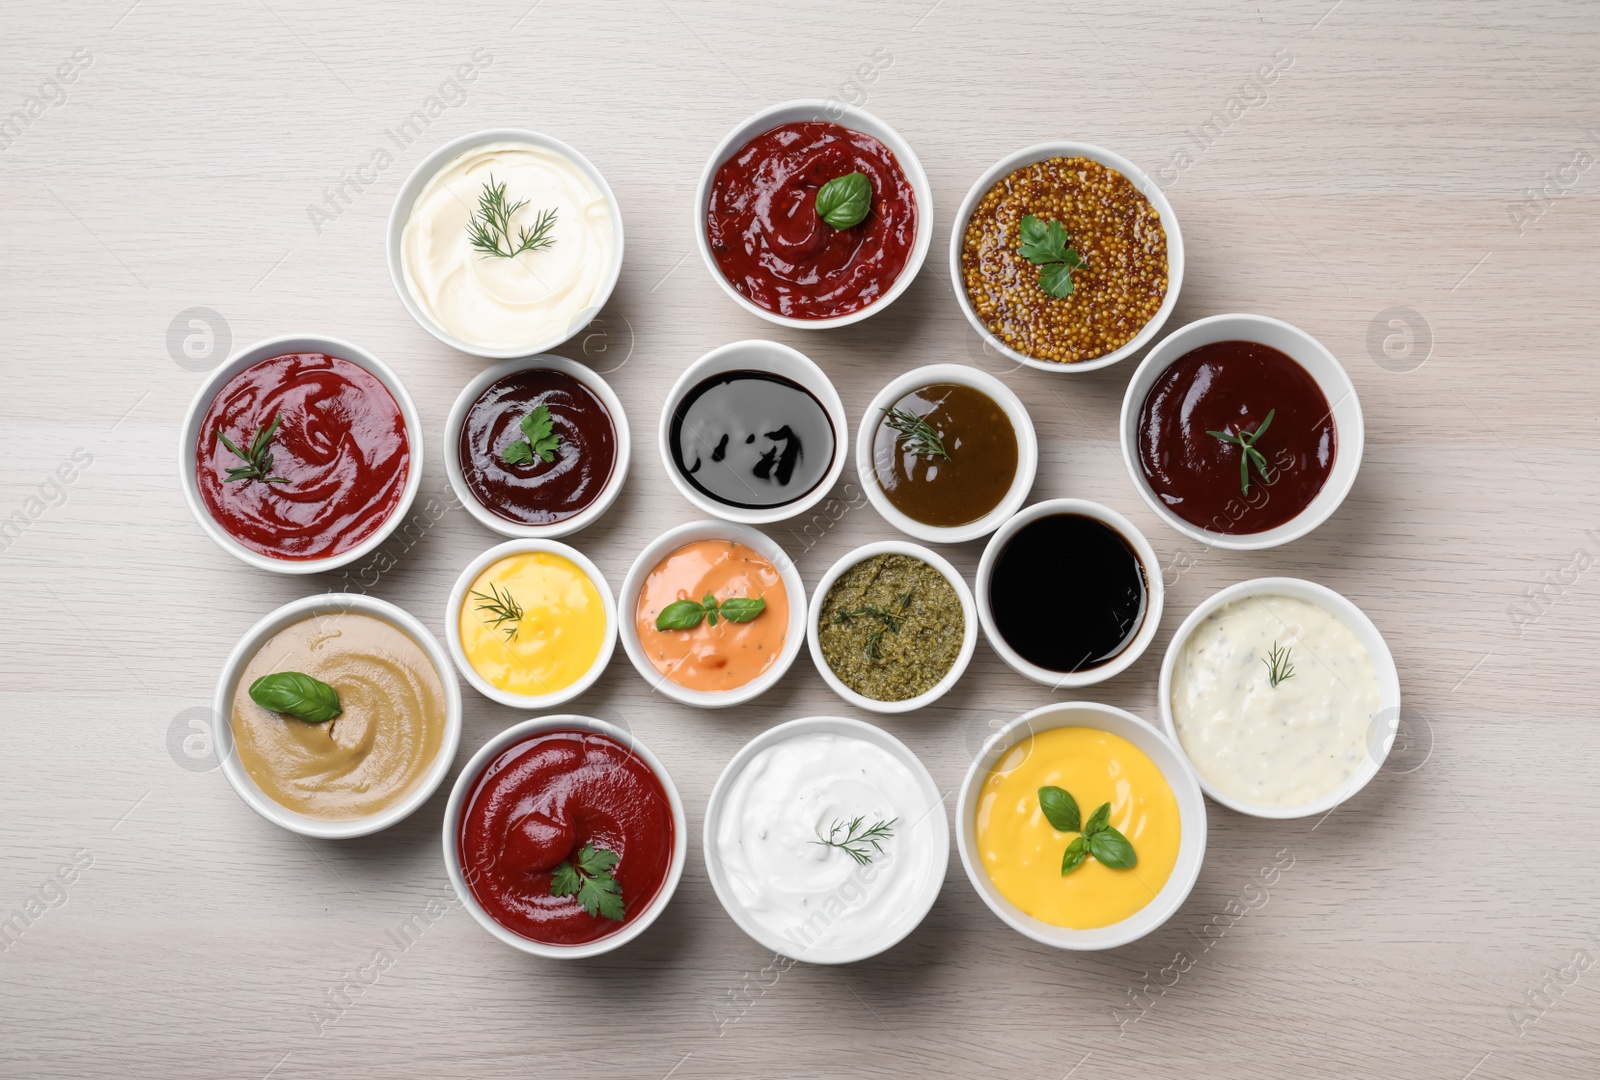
(807, 542), (977, 713)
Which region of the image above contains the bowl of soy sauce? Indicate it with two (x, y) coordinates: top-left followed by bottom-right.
(975, 499), (1164, 688)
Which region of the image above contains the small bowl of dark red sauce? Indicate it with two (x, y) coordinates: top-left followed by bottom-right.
(976, 499), (1164, 688)
(696, 100), (932, 328)
(443, 715), (686, 958)
(1121, 314), (1364, 550)
(446, 355), (628, 538)
(180, 335), (422, 573)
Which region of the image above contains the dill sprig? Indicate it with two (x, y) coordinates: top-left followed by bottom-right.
(216, 413), (289, 485)
(881, 406), (950, 461)
(833, 591), (912, 660)
(466, 174), (557, 259)
(1264, 640), (1296, 687)
(811, 816), (897, 865)
(471, 583), (524, 641)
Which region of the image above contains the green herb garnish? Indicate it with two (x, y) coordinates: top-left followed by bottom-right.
(550, 843), (624, 921)
(881, 406), (950, 461)
(1206, 408), (1276, 496)
(216, 413), (289, 485)
(811, 816), (897, 865)
(467, 174), (558, 259)
(815, 171), (872, 230)
(502, 404), (561, 466)
(1018, 214), (1086, 298)
(655, 593), (766, 631)
(470, 583), (524, 641)
(1038, 785), (1138, 874)
(1265, 640), (1296, 688)
(833, 591), (911, 661)
(248, 671), (341, 724)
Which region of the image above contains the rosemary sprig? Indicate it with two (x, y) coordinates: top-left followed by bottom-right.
(466, 174), (558, 259)
(471, 583), (524, 641)
(833, 592), (912, 660)
(811, 816), (897, 865)
(216, 413), (289, 485)
(1206, 408), (1276, 496)
(1264, 640), (1296, 687)
(881, 406), (950, 461)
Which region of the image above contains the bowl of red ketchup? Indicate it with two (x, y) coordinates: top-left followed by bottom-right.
(179, 334), (424, 574)
(443, 714), (687, 959)
(695, 100), (933, 329)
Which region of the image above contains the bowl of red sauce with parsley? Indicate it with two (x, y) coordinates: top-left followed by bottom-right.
(180, 334), (423, 573)
(443, 714), (686, 958)
(696, 100), (932, 328)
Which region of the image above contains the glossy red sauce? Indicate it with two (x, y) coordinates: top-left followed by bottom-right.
(459, 730), (674, 947)
(196, 353), (409, 560)
(1135, 341), (1336, 534)
(706, 121), (917, 319)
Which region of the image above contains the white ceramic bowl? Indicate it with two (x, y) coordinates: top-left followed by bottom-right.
(658, 339), (848, 525)
(617, 521), (806, 709)
(702, 715), (948, 964)
(386, 128), (625, 359)
(1119, 313), (1365, 550)
(1158, 577), (1402, 820)
(442, 714), (687, 959)
(179, 334), (424, 575)
(694, 100), (933, 330)
(213, 593), (462, 839)
(806, 541), (977, 714)
(949, 141), (1184, 374)
(956, 702), (1207, 950)
(856, 363), (1038, 544)
(443, 354), (630, 539)
(976, 499), (1164, 689)
(444, 539), (617, 709)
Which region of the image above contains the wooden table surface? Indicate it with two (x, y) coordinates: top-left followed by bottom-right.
(3, 1), (1598, 1076)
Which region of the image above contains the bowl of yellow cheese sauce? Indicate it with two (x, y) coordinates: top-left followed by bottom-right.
(446, 539), (616, 708)
(957, 702), (1207, 949)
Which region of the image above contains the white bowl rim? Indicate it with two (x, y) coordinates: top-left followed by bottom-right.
(701, 713), (949, 964)
(385, 127), (625, 359)
(657, 339), (848, 525)
(954, 700), (1208, 951)
(1118, 312), (1366, 551)
(212, 592), (463, 839)
(975, 499), (1165, 688)
(444, 538), (618, 708)
(178, 333), (425, 576)
(693, 98), (933, 330)
(947, 140), (1185, 374)
(441, 713), (688, 959)
(854, 362), (1039, 544)
(805, 540), (977, 714)
(616, 520), (807, 709)
(1156, 576), (1402, 819)
(442, 353), (631, 539)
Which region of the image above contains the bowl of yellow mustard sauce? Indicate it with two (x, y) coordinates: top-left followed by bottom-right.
(956, 701), (1207, 949)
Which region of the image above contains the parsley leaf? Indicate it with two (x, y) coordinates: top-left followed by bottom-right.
(1018, 213), (1086, 299)
(502, 404), (561, 466)
(549, 843), (625, 922)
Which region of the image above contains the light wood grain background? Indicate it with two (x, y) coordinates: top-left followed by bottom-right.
(3, 0), (1598, 1076)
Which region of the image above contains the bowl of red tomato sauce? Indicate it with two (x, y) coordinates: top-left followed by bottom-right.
(179, 334), (424, 574)
(443, 714), (687, 959)
(695, 100), (933, 329)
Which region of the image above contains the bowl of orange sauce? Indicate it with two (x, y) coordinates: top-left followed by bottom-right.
(617, 520), (806, 708)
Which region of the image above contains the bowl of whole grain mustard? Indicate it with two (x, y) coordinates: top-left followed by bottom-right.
(950, 142), (1183, 373)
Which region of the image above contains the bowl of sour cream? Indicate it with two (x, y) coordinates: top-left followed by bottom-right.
(1159, 577), (1402, 819)
(388, 129), (624, 359)
(703, 715), (948, 964)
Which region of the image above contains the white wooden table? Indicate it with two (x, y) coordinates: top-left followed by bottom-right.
(3, 1), (1597, 1076)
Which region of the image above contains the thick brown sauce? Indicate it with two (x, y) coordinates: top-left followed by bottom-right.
(871, 383), (1018, 528)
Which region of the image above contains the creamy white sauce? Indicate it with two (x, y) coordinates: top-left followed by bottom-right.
(714, 732), (940, 957)
(401, 141), (615, 351)
(1171, 594), (1380, 809)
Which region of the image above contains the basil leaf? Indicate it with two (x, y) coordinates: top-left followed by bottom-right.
(703, 593), (719, 627)
(502, 440), (534, 466)
(1038, 261), (1077, 298)
(655, 599), (706, 631)
(1061, 835), (1088, 875)
(1084, 802), (1111, 836)
(716, 597), (766, 623)
(816, 172), (872, 230)
(1037, 785), (1081, 833)
(248, 671), (341, 723)
(1088, 826), (1138, 869)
